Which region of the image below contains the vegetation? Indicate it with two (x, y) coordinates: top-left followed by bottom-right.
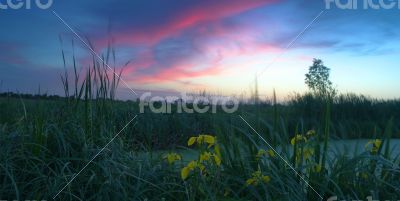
(305, 58), (336, 98)
(0, 56), (399, 200)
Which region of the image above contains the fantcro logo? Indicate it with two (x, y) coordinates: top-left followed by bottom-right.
(325, 0), (400, 10)
(0, 0), (53, 10)
(139, 92), (239, 114)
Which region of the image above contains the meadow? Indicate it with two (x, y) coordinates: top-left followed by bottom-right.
(0, 61), (400, 201)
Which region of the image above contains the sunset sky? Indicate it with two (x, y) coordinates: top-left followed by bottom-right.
(0, 0), (399, 100)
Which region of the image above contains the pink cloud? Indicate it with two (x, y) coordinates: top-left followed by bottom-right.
(132, 63), (225, 84)
(121, 28), (283, 86)
(95, 0), (278, 47)
(89, 0), (282, 89)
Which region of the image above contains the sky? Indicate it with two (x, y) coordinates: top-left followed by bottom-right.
(0, 0), (399, 100)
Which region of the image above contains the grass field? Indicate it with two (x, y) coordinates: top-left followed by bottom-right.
(0, 60), (399, 201)
(1, 91), (400, 200)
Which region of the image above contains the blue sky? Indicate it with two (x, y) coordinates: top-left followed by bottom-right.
(0, 0), (399, 99)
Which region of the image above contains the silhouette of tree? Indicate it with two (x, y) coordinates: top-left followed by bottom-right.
(305, 59), (336, 98)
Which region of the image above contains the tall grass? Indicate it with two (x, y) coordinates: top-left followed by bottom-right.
(1, 92), (400, 200)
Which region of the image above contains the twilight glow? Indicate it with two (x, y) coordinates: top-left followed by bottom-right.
(0, 0), (399, 99)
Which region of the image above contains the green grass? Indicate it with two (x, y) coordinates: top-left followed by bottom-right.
(1, 93), (399, 200)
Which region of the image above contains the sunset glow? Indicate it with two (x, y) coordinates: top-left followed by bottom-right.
(0, 0), (399, 99)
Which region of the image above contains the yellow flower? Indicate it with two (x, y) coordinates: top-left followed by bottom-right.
(313, 164), (322, 173)
(291, 135), (307, 146)
(187, 135), (216, 147)
(295, 148), (314, 163)
(198, 163), (206, 172)
(214, 154), (221, 166)
(262, 175), (271, 183)
(188, 137), (197, 146)
(163, 153), (181, 165)
(245, 178), (257, 186)
(181, 160), (197, 180)
(183, 135), (221, 180)
(267, 149), (275, 157)
(181, 160), (206, 180)
(246, 170), (270, 186)
(306, 130), (316, 138)
(198, 135), (215, 146)
(200, 152), (212, 162)
(365, 139), (382, 154)
(256, 149), (266, 159)
(181, 166), (191, 180)
(199, 151), (222, 166)
(187, 160), (198, 169)
(251, 170), (262, 178)
(256, 149), (276, 159)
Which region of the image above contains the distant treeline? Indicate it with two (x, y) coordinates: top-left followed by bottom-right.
(2, 91), (398, 142)
(284, 93), (400, 138)
(0, 92), (64, 100)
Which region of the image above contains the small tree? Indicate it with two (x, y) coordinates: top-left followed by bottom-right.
(305, 59), (336, 98)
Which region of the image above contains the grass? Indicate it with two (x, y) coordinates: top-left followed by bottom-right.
(1, 94), (400, 200)
(0, 48), (399, 200)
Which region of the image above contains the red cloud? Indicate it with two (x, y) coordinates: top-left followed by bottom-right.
(121, 34), (282, 85)
(132, 63), (225, 84)
(91, 0), (281, 88)
(95, 0), (278, 47)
